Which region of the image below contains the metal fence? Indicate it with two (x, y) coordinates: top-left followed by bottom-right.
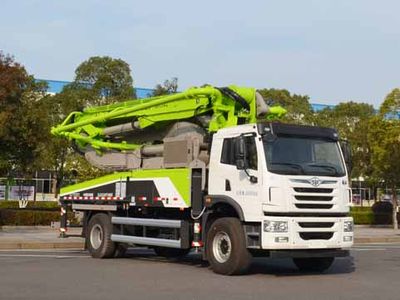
(0, 173), (76, 202)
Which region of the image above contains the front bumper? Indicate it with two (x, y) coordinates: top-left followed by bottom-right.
(269, 249), (349, 259)
(261, 216), (353, 250)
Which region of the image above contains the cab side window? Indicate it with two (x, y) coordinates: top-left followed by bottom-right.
(220, 136), (258, 170)
(220, 138), (235, 165)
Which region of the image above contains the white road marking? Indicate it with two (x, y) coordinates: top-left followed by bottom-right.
(0, 248), (84, 252)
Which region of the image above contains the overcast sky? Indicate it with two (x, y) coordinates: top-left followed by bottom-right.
(1, 0), (399, 106)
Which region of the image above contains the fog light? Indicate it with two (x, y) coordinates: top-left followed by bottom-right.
(275, 236), (289, 243)
(344, 220), (354, 232)
(264, 220), (288, 232)
(343, 236), (353, 242)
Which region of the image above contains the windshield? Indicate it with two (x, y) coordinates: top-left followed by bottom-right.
(263, 136), (346, 177)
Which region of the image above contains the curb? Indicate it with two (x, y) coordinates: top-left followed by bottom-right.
(0, 242), (84, 250)
(0, 239), (399, 249)
(0, 226), (56, 230)
(354, 225), (394, 229)
(354, 237), (400, 244)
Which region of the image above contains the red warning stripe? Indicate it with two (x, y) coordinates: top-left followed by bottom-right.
(62, 196), (123, 201)
(63, 195), (180, 202)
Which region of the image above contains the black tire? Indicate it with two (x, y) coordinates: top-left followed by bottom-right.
(153, 247), (190, 258)
(206, 217), (252, 275)
(87, 213), (116, 258)
(293, 257), (335, 273)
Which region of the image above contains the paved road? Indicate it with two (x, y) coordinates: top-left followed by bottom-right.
(0, 244), (399, 300)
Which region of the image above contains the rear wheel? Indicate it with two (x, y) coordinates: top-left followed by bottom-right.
(293, 257), (335, 273)
(87, 213), (116, 258)
(206, 217), (251, 275)
(153, 247), (190, 258)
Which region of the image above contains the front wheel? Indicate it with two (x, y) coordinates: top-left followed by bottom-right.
(293, 257), (334, 273)
(206, 217), (252, 275)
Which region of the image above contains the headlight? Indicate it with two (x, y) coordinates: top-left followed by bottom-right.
(344, 220), (354, 232)
(264, 220), (288, 232)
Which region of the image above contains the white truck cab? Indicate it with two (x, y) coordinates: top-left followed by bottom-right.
(208, 122), (353, 254)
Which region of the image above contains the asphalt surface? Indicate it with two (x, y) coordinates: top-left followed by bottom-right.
(0, 227), (84, 249)
(0, 244), (399, 300)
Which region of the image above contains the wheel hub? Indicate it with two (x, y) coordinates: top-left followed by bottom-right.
(213, 231), (232, 263)
(90, 224), (103, 250)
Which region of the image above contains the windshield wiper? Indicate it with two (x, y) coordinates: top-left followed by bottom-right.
(271, 162), (305, 174)
(306, 164), (340, 175)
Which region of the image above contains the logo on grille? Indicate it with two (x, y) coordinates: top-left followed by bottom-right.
(308, 177), (321, 187)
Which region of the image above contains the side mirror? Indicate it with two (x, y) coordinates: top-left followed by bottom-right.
(235, 136), (247, 170)
(340, 140), (352, 174)
(249, 175), (258, 184)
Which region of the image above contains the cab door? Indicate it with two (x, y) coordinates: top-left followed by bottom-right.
(209, 133), (262, 221)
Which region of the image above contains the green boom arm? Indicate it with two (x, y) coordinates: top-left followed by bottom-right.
(51, 85), (286, 152)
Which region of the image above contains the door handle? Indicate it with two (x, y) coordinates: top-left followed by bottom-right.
(225, 179), (231, 191)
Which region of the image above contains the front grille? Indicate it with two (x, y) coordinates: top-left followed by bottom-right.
(292, 183), (336, 211)
(295, 204), (333, 209)
(294, 188), (333, 193)
(295, 195), (333, 201)
(298, 222), (334, 228)
(299, 232), (334, 240)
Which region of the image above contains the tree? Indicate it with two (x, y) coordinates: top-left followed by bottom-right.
(41, 89), (109, 192)
(369, 88), (400, 229)
(73, 56), (136, 104)
(314, 102), (375, 180)
(41, 55), (135, 192)
(378, 88), (400, 117)
(0, 52), (49, 176)
(257, 88), (314, 124)
(153, 77), (178, 96)
(38, 91), (80, 192)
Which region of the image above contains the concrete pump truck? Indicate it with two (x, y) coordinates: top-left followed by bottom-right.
(52, 85), (353, 275)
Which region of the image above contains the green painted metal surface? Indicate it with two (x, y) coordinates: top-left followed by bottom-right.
(60, 168), (191, 205)
(51, 85), (286, 152)
(60, 172), (131, 195)
(130, 168), (191, 204)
